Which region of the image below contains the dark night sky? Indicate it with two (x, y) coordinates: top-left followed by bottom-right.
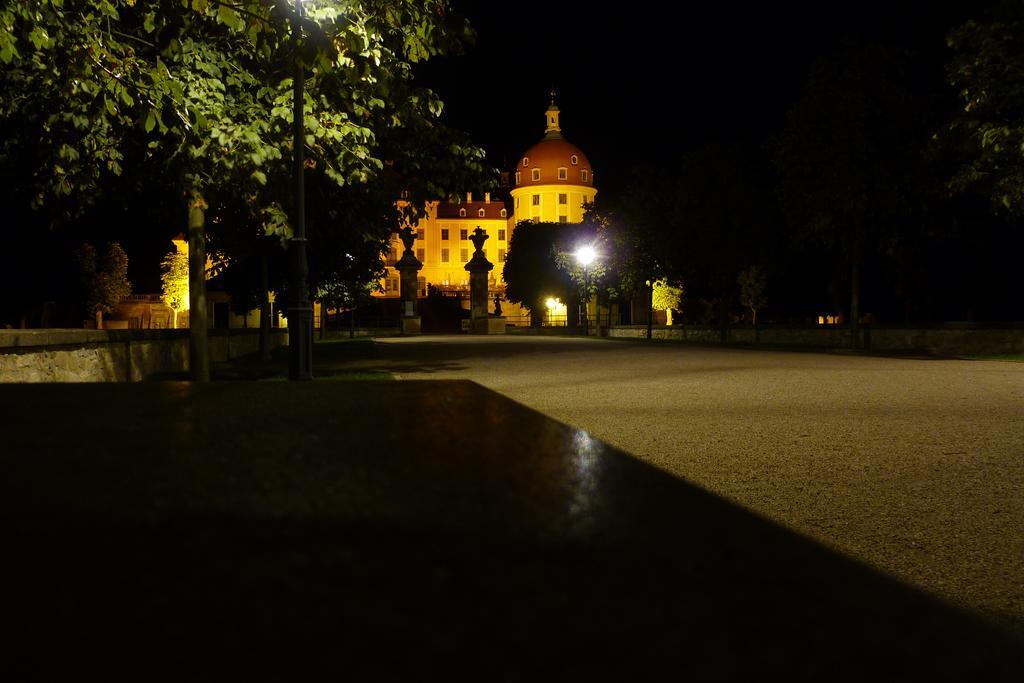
(417, 0), (995, 198)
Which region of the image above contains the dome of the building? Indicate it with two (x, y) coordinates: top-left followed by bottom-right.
(513, 93), (594, 188)
(514, 138), (593, 187)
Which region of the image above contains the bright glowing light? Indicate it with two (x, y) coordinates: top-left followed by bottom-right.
(575, 245), (597, 267)
(545, 297), (560, 309)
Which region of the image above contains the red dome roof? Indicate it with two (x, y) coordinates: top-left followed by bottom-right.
(514, 137), (594, 187)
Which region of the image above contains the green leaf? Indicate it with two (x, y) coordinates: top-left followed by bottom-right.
(144, 110), (156, 133)
(216, 5), (242, 31)
(0, 42), (16, 64)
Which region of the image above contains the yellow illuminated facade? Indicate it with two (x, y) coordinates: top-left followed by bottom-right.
(380, 195), (511, 298)
(378, 95), (596, 314)
(508, 97), (597, 224)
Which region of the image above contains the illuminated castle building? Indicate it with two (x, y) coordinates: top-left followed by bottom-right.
(377, 94), (596, 316)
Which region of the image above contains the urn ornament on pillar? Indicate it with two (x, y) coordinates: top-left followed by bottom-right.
(464, 227), (505, 334)
(396, 226), (422, 335)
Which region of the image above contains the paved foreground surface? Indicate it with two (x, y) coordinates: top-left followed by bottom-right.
(326, 335), (1024, 632)
(5, 381), (1022, 678)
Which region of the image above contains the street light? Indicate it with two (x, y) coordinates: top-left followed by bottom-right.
(289, 0), (313, 380)
(575, 245), (597, 336)
(575, 245), (596, 268)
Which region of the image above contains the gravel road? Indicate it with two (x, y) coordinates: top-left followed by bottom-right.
(330, 335), (1024, 632)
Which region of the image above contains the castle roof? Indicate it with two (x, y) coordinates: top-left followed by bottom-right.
(513, 93), (594, 188)
(514, 138), (593, 188)
(436, 200), (509, 220)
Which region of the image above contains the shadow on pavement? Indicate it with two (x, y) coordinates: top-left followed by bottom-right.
(4, 380), (1021, 680)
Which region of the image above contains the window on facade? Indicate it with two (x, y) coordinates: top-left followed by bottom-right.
(460, 228), (468, 240)
(571, 155), (578, 165)
(478, 208), (485, 217)
(387, 247), (398, 265)
(416, 229), (423, 240)
(532, 194), (540, 206)
(558, 193), (567, 205)
(441, 228), (449, 240)
(498, 229), (506, 241)
(441, 248), (449, 263)
(460, 248), (469, 262)
(581, 169), (589, 182)
(515, 197), (520, 209)
(522, 157), (529, 166)
(417, 277), (426, 297)
(500, 208), (507, 218)
(531, 168), (540, 181)
(459, 208), (466, 217)
(498, 249), (506, 262)
(559, 216), (568, 223)
(558, 167), (567, 180)
(515, 171), (521, 185)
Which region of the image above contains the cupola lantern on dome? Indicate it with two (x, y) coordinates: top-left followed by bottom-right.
(513, 94), (593, 189)
(544, 88), (562, 139)
(508, 91), (597, 224)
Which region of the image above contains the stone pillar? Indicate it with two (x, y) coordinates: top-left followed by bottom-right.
(395, 226), (422, 335)
(464, 227), (505, 334)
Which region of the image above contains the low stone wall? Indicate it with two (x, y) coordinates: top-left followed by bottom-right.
(0, 329), (288, 382)
(506, 326), (576, 336)
(321, 327), (401, 340)
(606, 324), (1024, 356)
(866, 325), (1024, 356)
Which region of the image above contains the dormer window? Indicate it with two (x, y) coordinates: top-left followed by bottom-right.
(500, 208), (507, 218)
(581, 169), (589, 183)
(570, 155), (578, 165)
(522, 157), (529, 167)
(459, 208), (466, 217)
(478, 208), (485, 217)
(558, 167), (567, 180)
(515, 171), (521, 185)
(531, 168), (540, 181)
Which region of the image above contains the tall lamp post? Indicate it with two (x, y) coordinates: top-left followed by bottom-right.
(575, 245), (597, 337)
(289, 0), (313, 380)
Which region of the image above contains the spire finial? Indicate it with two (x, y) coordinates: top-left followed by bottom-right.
(544, 89), (562, 138)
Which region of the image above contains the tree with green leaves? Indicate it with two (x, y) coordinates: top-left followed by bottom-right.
(502, 221), (579, 327)
(576, 201), (659, 328)
(2, 1), (488, 377)
(74, 242), (132, 329)
(160, 245), (190, 328)
(552, 225), (619, 333)
(652, 279), (683, 326)
(946, 2), (1024, 220)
